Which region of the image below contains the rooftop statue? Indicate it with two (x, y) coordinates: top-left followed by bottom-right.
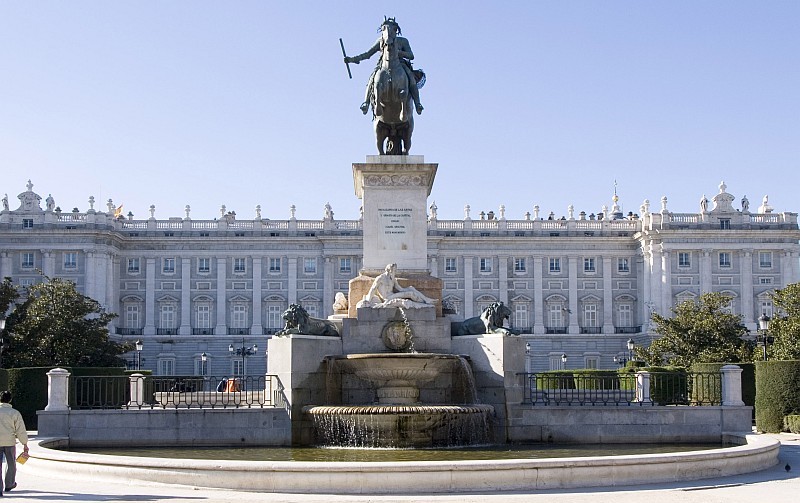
(343, 17), (425, 155)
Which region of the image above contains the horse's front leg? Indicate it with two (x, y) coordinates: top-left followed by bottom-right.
(375, 122), (385, 154)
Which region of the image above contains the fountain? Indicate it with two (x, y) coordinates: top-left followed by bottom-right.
(304, 353), (494, 448)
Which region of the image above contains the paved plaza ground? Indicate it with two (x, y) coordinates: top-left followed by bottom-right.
(9, 433), (799, 502)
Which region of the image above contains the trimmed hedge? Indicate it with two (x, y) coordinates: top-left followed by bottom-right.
(691, 362), (755, 409)
(786, 415), (800, 434)
(755, 360), (800, 433)
(6, 367), (50, 429)
(535, 371), (574, 390)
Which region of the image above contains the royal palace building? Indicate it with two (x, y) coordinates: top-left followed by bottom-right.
(1, 180), (798, 375)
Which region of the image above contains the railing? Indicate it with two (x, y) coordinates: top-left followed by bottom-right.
(580, 327), (602, 334)
(156, 328), (178, 335)
(522, 371), (723, 406)
(116, 327), (143, 335)
(615, 326), (642, 334)
(70, 374), (285, 410)
(228, 327), (250, 335)
(192, 328), (214, 335)
(545, 327), (567, 334)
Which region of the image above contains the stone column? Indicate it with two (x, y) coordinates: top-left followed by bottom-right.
(287, 257), (298, 304)
(650, 244), (663, 314)
(215, 257), (227, 335)
(568, 256), (578, 334)
(533, 256), (544, 334)
(0, 252), (9, 279)
(602, 257), (613, 334)
(41, 250), (54, 278)
(498, 255), (509, 305)
(180, 257), (191, 335)
(106, 253), (117, 314)
(700, 249), (712, 293)
(661, 249), (672, 314)
(144, 258), (156, 332)
(464, 256), (474, 318)
(782, 251), (793, 288)
(740, 251), (754, 327)
(635, 370), (651, 403)
(323, 257), (333, 318)
(45, 368), (71, 411)
(640, 250), (651, 331)
(721, 365), (745, 406)
(252, 256), (263, 335)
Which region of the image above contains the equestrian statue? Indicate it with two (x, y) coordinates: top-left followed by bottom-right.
(342, 17), (425, 155)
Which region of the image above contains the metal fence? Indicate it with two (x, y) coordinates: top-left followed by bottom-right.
(522, 371), (723, 406)
(70, 374), (286, 410)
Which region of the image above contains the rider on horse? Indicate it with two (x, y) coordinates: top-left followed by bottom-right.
(344, 17), (424, 116)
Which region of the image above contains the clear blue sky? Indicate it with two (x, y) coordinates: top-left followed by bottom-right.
(1, 1), (798, 220)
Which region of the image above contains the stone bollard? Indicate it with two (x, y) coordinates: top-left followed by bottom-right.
(635, 371), (651, 403)
(128, 373), (146, 408)
(721, 365), (745, 406)
(45, 368), (71, 411)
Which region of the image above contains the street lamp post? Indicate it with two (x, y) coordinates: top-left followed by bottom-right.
(229, 339), (258, 377)
(757, 314), (773, 361)
(135, 339), (143, 370)
(561, 353), (567, 369)
(200, 352), (208, 375)
(627, 338), (635, 363)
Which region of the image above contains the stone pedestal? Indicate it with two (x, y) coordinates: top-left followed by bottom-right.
(353, 155), (438, 272)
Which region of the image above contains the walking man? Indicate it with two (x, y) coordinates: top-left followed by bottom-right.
(0, 391), (28, 495)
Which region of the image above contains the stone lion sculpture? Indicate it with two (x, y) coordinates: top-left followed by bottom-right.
(456, 301), (516, 336)
(276, 304), (340, 337)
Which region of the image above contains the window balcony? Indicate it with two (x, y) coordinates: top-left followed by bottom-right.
(156, 328), (178, 335)
(545, 327), (567, 334)
(116, 327), (143, 336)
(263, 327), (281, 335)
(614, 326), (642, 334)
(229, 327), (250, 335)
(192, 328), (215, 335)
(580, 327), (602, 334)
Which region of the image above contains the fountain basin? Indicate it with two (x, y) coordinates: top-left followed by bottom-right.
(304, 404), (494, 448)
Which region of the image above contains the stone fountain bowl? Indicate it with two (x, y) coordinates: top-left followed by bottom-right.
(330, 353), (462, 387)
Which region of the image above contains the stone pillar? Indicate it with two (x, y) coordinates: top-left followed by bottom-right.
(287, 257), (298, 304)
(144, 258), (156, 332)
(41, 250), (54, 279)
(464, 256), (474, 318)
(45, 368), (71, 411)
(533, 256), (544, 334)
(128, 373), (146, 407)
(741, 251), (754, 327)
(782, 251), (793, 288)
(0, 252), (10, 279)
(602, 257), (613, 334)
(429, 255), (438, 277)
(568, 256), (578, 334)
(215, 257), (227, 335)
(635, 370), (651, 403)
(352, 155), (438, 273)
(323, 257), (333, 318)
(661, 249), (672, 314)
(106, 253), (117, 314)
(650, 244), (663, 314)
(721, 365), (745, 406)
(498, 255), (509, 305)
(640, 251), (651, 331)
(180, 257), (191, 335)
(700, 250), (712, 293)
(252, 256), (263, 335)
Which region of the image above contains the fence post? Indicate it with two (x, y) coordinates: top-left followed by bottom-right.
(720, 365), (744, 406)
(44, 368), (71, 411)
(128, 373), (145, 407)
(635, 370), (651, 403)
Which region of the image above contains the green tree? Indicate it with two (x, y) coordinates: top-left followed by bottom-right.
(766, 282), (800, 360)
(3, 276), (127, 367)
(0, 277), (18, 318)
(641, 292), (753, 367)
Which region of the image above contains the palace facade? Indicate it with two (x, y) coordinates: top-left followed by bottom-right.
(1, 181), (797, 375)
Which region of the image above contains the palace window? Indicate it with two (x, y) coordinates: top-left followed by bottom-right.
(268, 305), (283, 330)
(583, 304), (597, 328)
(583, 257), (596, 273)
(21, 252), (34, 269)
(157, 358), (175, 376)
(719, 252), (732, 268)
(479, 258), (492, 273)
(233, 258), (246, 274)
(549, 257), (561, 273)
(617, 257), (629, 273)
(514, 303), (529, 329)
(304, 258), (317, 274)
(196, 304), (211, 329)
(445, 258), (457, 273)
(514, 258), (526, 273)
(159, 304), (175, 329)
(617, 304), (633, 328)
(678, 252), (691, 268)
(759, 252), (772, 269)
(269, 258), (281, 273)
(548, 304), (564, 328)
(63, 252), (77, 269)
(231, 304), (248, 329)
(163, 257), (176, 273)
(125, 305), (139, 329)
(127, 258), (140, 273)
(22, 219), (34, 229)
(339, 257), (352, 274)
(198, 258), (210, 274)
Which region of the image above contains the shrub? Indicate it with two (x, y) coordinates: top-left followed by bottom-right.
(786, 415), (800, 434)
(570, 370), (620, 390)
(755, 360), (800, 433)
(535, 371), (574, 390)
